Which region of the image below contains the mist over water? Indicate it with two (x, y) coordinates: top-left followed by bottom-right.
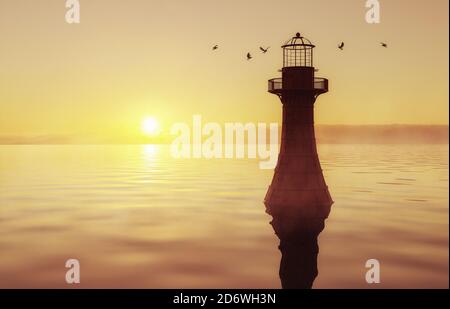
(0, 144), (448, 288)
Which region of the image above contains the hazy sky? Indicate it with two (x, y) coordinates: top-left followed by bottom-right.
(0, 0), (448, 142)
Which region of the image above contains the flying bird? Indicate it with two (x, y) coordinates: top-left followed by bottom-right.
(260, 46), (270, 53)
(247, 53), (252, 60)
(212, 45), (218, 50)
(338, 42), (344, 50)
(381, 42), (388, 48)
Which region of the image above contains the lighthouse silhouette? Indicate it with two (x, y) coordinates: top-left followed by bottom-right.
(265, 33), (333, 289)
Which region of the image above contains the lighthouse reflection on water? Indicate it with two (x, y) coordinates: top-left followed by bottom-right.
(265, 33), (334, 289)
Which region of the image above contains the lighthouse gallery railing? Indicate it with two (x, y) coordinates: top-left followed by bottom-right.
(268, 77), (328, 93)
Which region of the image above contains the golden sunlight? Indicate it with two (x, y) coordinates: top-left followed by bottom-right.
(141, 117), (161, 136)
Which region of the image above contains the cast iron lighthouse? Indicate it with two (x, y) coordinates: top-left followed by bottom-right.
(265, 33), (333, 288)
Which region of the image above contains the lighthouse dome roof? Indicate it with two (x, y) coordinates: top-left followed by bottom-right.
(282, 33), (315, 49)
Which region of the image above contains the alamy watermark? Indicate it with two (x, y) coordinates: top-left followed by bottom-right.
(365, 259), (381, 284)
(65, 0), (80, 24)
(365, 0), (381, 24)
(65, 259), (81, 284)
(170, 115), (279, 170)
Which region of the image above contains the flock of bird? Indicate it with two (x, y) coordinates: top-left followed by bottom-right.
(212, 42), (388, 60)
(213, 45), (270, 60)
(338, 41), (388, 50)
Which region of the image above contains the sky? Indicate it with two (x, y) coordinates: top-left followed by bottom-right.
(0, 0), (448, 143)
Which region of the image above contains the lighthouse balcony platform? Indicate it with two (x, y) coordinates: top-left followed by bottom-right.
(268, 77), (328, 95)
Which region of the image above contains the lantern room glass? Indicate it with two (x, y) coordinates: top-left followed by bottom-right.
(282, 33), (315, 68)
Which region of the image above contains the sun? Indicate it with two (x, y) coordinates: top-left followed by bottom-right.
(141, 117), (161, 136)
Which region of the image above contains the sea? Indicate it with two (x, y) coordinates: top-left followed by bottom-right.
(0, 144), (448, 288)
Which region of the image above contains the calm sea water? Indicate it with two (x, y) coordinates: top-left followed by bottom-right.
(0, 144), (448, 288)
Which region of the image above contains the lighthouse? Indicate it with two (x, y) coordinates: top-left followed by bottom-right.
(264, 33), (333, 289)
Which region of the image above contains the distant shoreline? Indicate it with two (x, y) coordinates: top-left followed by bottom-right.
(315, 125), (449, 145)
(0, 125), (448, 145)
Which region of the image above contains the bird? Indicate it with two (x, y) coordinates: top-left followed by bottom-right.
(338, 42), (344, 50)
(259, 46), (270, 53)
(247, 53), (252, 60)
(381, 42), (388, 48)
(212, 45), (218, 50)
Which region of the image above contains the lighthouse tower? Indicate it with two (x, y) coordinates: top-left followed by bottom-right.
(265, 32), (333, 221)
(264, 33), (333, 288)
